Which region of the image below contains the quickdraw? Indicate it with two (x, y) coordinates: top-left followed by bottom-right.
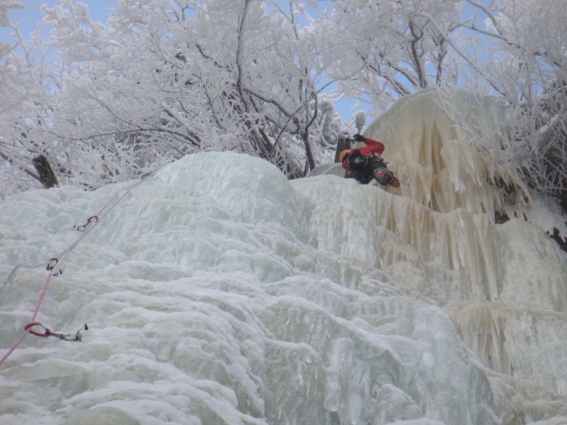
(73, 215), (99, 232)
(24, 322), (88, 342)
(46, 258), (63, 276)
(46, 258), (58, 271)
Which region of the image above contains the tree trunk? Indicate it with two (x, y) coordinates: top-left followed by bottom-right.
(33, 155), (59, 189)
(334, 135), (351, 163)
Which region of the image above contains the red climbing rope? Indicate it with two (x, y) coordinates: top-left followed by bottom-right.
(0, 178), (147, 367)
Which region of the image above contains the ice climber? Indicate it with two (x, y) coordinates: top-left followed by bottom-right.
(339, 134), (400, 188)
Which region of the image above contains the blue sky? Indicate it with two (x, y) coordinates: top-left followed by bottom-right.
(0, 0), (117, 42)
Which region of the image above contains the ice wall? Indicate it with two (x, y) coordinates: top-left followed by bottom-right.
(1, 90), (567, 424)
(358, 89), (567, 422)
(365, 88), (528, 219)
(1, 152), (501, 425)
(297, 173), (567, 423)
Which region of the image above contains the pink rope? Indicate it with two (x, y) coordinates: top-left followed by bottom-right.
(31, 219), (97, 321)
(0, 179), (147, 368)
(0, 329), (31, 366)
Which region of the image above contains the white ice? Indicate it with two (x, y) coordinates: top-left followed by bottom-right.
(1, 90), (567, 424)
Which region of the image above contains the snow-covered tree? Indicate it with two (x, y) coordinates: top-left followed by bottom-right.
(318, 0), (461, 111)
(0, 0), (50, 197)
(7, 0), (345, 190)
(0, 0), (25, 112)
(1, 0), (565, 201)
(490, 0), (566, 205)
(445, 0), (567, 210)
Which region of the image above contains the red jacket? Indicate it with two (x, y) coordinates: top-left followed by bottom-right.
(341, 137), (385, 169)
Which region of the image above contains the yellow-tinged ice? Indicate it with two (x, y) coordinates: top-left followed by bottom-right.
(303, 89), (567, 423)
(365, 88), (528, 219)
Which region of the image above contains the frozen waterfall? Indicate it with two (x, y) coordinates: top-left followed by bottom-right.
(1, 90), (567, 424)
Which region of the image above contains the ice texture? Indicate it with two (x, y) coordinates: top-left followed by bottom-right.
(365, 88), (528, 220)
(1, 90), (567, 424)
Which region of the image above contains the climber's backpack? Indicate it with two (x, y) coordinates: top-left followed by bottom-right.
(348, 150), (368, 169)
